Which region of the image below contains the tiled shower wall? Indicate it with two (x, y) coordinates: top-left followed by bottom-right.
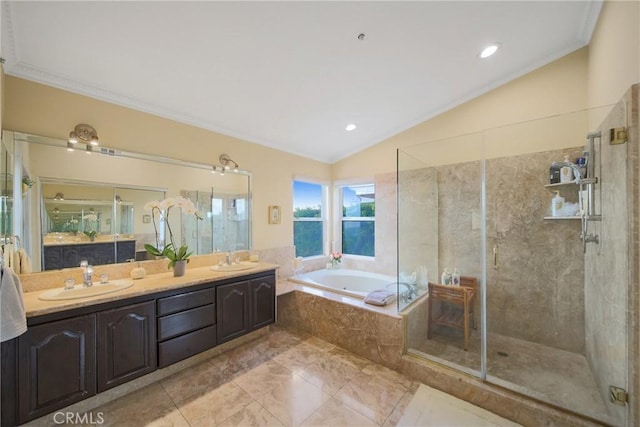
(401, 147), (586, 353)
(584, 85), (638, 425)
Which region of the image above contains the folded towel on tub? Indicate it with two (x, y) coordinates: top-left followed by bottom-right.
(364, 289), (396, 306)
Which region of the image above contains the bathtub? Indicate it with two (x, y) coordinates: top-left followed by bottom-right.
(291, 268), (397, 299)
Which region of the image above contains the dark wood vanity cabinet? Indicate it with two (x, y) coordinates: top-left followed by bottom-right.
(157, 288), (217, 368)
(17, 314), (97, 423)
(216, 281), (251, 343)
(217, 275), (276, 343)
(249, 275), (276, 330)
(43, 240), (136, 270)
(97, 301), (156, 392)
(3, 270), (276, 426)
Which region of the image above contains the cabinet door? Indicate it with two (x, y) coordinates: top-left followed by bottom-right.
(97, 300), (156, 392)
(250, 275), (276, 330)
(18, 315), (97, 423)
(216, 281), (250, 343)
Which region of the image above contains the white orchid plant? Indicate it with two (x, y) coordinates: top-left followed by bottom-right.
(144, 196), (203, 268)
(82, 213), (98, 239)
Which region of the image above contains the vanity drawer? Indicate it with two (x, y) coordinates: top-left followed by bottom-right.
(157, 304), (215, 341)
(157, 288), (215, 316)
(158, 325), (217, 368)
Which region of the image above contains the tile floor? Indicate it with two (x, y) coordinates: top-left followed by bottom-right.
(411, 326), (609, 422)
(28, 326), (518, 426)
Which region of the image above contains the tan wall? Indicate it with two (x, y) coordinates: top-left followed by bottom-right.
(3, 76), (331, 250)
(587, 0), (640, 109)
(333, 48), (589, 178)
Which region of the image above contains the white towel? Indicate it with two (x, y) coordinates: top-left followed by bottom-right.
(0, 266), (27, 342)
(364, 289), (397, 307)
(17, 248), (32, 274)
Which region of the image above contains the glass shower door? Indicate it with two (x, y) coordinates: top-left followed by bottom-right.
(483, 103), (630, 425)
(399, 132), (484, 376)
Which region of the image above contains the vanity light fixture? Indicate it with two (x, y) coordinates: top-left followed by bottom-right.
(219, 154), (239, 172)
(66, 141), (75, 151)
(68, 124), (99, 146)
(54, 192), (64, 201)
(86, 144), (94, 154)
(345, 123), (357, 131)
(480, 43), (500, 59)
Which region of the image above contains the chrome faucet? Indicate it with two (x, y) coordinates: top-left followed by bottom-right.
(225, 251), (233, 265)
(80, 260), (93, 287)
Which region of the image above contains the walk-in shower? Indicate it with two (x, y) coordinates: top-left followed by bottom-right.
(398, 86), (638, 426)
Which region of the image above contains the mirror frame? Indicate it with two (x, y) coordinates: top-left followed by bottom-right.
(4, 130), (253, 272)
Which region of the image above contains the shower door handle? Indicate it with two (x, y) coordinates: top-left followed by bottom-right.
(493, 245), (499, 270)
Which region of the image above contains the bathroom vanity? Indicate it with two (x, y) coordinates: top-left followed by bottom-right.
(42, 239), (136, 270)
(0, 267), (276, 426)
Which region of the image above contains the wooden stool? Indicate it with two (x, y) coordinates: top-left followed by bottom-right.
(427, 276), (477, 351)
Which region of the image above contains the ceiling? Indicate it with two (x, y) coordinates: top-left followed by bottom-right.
(1, 1), (602, 164)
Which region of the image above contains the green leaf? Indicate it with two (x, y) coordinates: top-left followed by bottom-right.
(144, 244), (163, 256)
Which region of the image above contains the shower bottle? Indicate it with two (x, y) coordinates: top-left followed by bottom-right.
(551, 191), (565, 217)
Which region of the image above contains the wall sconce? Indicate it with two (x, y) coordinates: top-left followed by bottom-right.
(68, 124), (99, 146)
(54, 192), (64, 200)
(219, 154), (239, 172)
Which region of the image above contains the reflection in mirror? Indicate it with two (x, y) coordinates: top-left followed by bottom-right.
(40, 179), (165, 270)
(1, 134), (14, 241)
(4, 131), (252, 273)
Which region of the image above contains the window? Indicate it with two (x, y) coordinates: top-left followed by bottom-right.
(293, 180), (326, 258)
(340, 184), (375, 257)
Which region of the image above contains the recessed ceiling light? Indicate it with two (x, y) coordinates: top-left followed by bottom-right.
(345, 123), (357, 131)
(480, 43), (500, 59)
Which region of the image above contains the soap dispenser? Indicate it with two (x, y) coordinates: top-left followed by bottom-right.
(441, 268), (451, 285)
(452, 268), (461, 286)
(551, 191), (565, 217)
(560, 155), (574, 183)
(130, 262), (146, 280)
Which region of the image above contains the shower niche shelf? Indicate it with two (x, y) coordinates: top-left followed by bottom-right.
(543, 216), (580, 220)
(544, 180), (581, 221)
(544, 180), (579, 188)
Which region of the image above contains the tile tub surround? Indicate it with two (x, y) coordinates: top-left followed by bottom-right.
(276, 287), (405, 371)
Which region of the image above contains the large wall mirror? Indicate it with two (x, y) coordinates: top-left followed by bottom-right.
(2, 131), (252, 273)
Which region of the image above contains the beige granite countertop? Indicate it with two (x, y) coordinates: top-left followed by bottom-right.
(23, 262), (278, 318)
(43, 238), (137, 246)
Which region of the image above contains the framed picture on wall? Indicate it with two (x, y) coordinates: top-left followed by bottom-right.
(268, 205), (281, 224)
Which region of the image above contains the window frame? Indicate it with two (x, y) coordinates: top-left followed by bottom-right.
(293, 178), (329, 259)
(336, 182), (375, 258)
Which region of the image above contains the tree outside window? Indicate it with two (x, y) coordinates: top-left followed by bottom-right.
(341, 184), (375, 257)
(293, 180), (326, 257)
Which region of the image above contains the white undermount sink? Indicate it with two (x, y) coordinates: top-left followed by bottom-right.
(211, 262), (257, 272)
(38, 279), (135, 301)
